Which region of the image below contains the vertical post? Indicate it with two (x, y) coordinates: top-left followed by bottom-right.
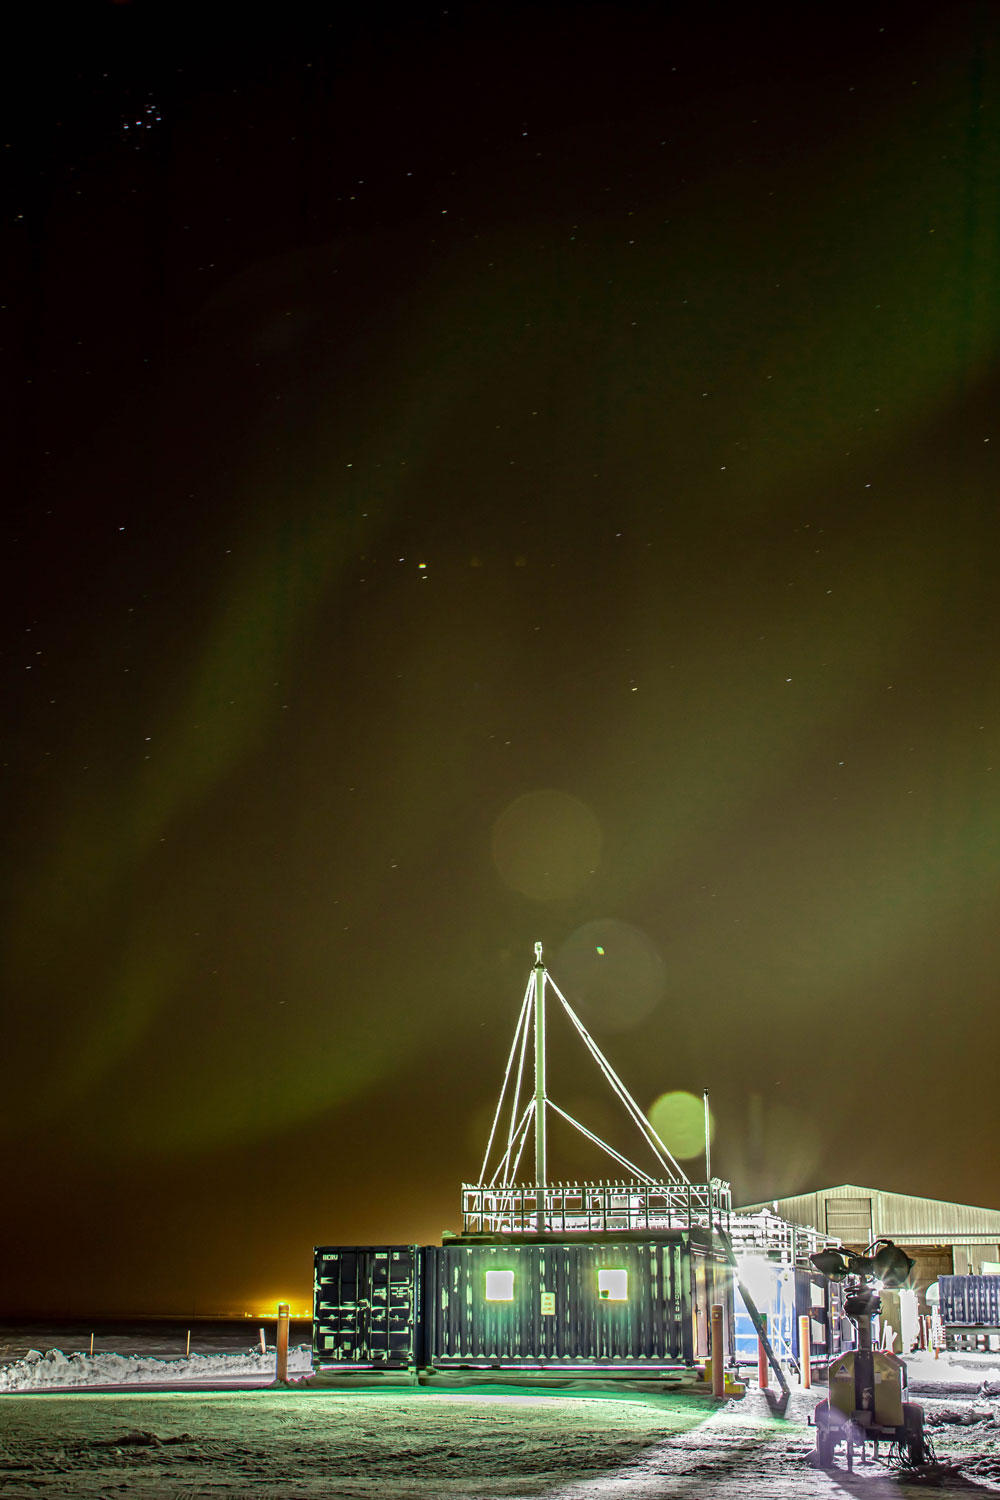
(703, 1089), (712, 1186)
(854, 1311), (875, 1412)
(711, 1304), (725, 1397)
(89, 1332), (94, 1358)
(533, 942), (547, 1193)
(799, 1314), (812, 1388)
(186, 1329), (191, 1357)
(757, 1312), (769, 1389)
(276, 1302), (290, 1382)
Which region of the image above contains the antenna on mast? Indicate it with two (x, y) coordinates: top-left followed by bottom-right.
(533, 941), (547, 1189)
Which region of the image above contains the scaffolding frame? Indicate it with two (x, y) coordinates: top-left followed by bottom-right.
(726, 1208), (844, 1267)
(462, 1178), (732, 1236)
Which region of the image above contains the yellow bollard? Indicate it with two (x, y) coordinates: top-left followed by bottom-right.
(798, 1314), (811, 1388)
(711, 1304), (725, 1398)
(276, 1303), (290, 1383)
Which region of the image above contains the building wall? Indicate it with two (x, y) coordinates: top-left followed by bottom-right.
(736, 1185), (1000, 1310)
(953, 1244), (1000, 1275)
(738, 1184), (1000, 1250)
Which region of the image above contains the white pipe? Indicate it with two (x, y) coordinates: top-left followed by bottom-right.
(478, 979), (532, 1184)
(547, 976), (688, 1182)
(547, 1101), (654, 1182)
(488, 1100), (534, 1187)
(533, 946), (547, 1189)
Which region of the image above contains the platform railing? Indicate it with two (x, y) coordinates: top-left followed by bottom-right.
(726, 1209), (843, 1266)
(461, 1179), (733, 1236)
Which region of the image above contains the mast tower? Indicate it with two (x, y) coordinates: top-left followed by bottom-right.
(465, 942), (731, 1236)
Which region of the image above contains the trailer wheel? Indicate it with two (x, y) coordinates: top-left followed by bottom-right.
(816, 1429), (836, 1469)
(903, 1403), (926, 1466)
(812, 1402), (836, 1469)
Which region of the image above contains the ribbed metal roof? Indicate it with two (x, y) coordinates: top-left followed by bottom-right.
(736, 1183), (1000, 1245)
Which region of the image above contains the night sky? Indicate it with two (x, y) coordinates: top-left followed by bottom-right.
(4, 1), (999, 1317)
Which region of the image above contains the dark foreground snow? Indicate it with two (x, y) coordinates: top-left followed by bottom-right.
(2, 1380), (1000, 1500)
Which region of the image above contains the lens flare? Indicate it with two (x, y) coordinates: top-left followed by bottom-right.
(648, 1090), (714, 1160)
(491, 790), (602, 901)
(554, 919), (665, 1032)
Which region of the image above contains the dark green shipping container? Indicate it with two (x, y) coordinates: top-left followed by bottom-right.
(314, 1231), (731, 1372)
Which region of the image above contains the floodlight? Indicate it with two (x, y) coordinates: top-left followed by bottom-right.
(872, 1241), (915, 1288)
(810, 1248), (849, 1280)
(737, 1255), (779, 1304)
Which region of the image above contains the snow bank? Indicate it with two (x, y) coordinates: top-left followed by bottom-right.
(0, 1344), (312, 1393)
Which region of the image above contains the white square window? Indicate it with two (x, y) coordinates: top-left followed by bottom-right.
(598, 1268), (628, 1301)
(485, 1269), (514, 1301)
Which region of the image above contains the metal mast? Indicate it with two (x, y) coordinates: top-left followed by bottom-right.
(477, 941), (690, 1193)
(533, 941), (547, 1188)
(467, 941), (736, 1240)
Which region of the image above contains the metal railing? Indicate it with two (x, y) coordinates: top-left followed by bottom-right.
(727, 1209), (842, 1267)
(461, 1179), (733, 1236)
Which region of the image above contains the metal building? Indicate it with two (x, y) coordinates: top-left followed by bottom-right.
(737, 1183), (1000, 1310)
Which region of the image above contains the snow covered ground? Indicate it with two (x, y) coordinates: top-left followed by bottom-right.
(2, 1347), (1000, 1497)
(0, 1320), (312, 1365)
(0, 1344), (313, 1394)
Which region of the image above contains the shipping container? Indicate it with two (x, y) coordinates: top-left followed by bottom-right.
(313, 1231), (731, 1374)
(938, 1274), (1000, 1329)
(429, 1238), (700, 1367)
(313, 1246), (422, 1369)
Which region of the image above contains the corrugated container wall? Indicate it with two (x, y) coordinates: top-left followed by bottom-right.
(429, 1240), (698, 1366)
(939, 1275), (1000, 1328)
(314, 1234), (732, 1371)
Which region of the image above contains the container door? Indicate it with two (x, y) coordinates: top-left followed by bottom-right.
(693, 1255), (709, 1358)
(313, 1246), (420, 1368)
